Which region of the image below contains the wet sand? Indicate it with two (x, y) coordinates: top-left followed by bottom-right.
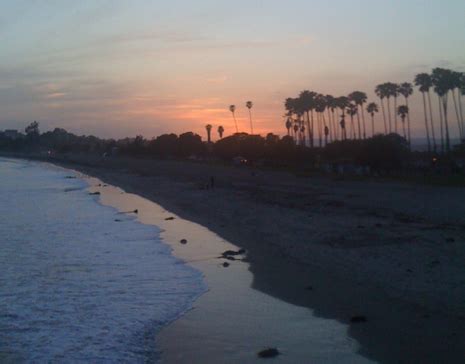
(6, 154), (465, 363)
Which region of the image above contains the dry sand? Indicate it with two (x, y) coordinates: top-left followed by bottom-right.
(9, 154), (465, 363)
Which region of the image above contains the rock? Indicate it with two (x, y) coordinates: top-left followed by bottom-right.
(257, 348), (280, 358)
(305, 285), (313, 291)
(165, 217), (175, 221)
(133, 209), (138, 214)
(89, 191), (101, 195)
(180, 239), (187, 245)
(221, 249), (246, 258)
(114, 219), (122, 222)
(65, 176), (76, 179)
(222, 262), (230, 268)
(446, 237), (455, 243)
(350, 315), (367, 323)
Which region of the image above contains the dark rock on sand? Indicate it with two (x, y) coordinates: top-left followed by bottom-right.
(89, 191), (101, 195)
(180, 239), (187, 245)
(257, 347), (280, 358)
(222, 262), (230, 267)
(350, 315), (367, 323)
(221, 249), (246, 258)
(165, 217), (175, 221)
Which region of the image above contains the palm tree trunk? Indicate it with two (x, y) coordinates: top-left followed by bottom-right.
(442, 94), (451, 152)
(327, 108), (333, 142)
(452, 89), (463, 141)
(459, 91), (465, 142)
(405, 96), (411, 145)
(421, 92), (431, 153)
(310, 110), (315, 148)
(379, 97), (387, 134)
(387, 97), (392, 133)
(350, 115), (355, 139)
(248, 109), (253, 134)
(402, 117), (407, 139)
(306, 111), (311, 147)
(232, 113), (238, 133)
(356, 111), (361, 139)
(427, 91), (437, 152)
(332, 110), (338, 140)
(317, 113), (322, 147)
(360, 106), (367, 139)
(394, 96), (398, 134)
(371, 114), (375, 137)
(438, 95), (445, 153)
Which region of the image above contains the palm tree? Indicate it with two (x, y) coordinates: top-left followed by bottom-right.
(397, 105), (409, 139)
(348, 91), (368, 139)
(347, 103), (358, 139)
(366, 102), (379, 136)
(315, 94), (327, 147)
(218, 125), (224, 139)
(375, 84), (388, 134)
(246, 101), (254, 134)
(451, 71), (464, 141)
(285, 117), (292, 136)
(399, 83), (413, 144)
(384, 82), (399, 134)
(325, 95), (336, 141)
(205, 124), (212, 143)
(414, 73), (436, 152)
(229, 105), (238, 133)
(459, 73), (465, 143)
(432, 68), (454, 152)
(336, 96), (350, 140)
(299, 90), (317, 147)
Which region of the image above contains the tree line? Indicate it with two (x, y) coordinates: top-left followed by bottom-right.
(282, 68), (465, 153)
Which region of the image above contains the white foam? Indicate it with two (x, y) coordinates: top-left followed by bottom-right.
(0, 158), (206, 362)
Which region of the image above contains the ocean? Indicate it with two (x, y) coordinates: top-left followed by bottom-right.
(0, 157), (206, 362)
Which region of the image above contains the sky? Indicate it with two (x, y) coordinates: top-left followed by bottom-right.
(0, 0), (464, 140)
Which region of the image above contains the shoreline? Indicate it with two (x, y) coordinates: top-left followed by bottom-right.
(5, 153), (465, 362)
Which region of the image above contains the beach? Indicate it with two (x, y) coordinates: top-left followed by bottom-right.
(5, 153), (465, 363)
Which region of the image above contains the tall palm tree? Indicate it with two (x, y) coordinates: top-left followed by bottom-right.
(285, 117), (292, 136)
(459, 73), (465, 143)
(375, 84), (388, 134)
(432, 68), (454, 152)
(246, 101), (254, 134)
(325, 95), (336, 141)
(336, 96), (350, 140)
(229, 105), (238, 133)
(347, 103), (358, 140)
(348, 91), (368, 139)
(451, 71), (464, 141)
(205, 124), (212, 143)
(299, 90), (317, 147)
(397, 105), (409, 139)
(414, 74), (431, 152)
(399, 83), (413, 144)
(366, 102), (379, 136)
(315, 94), (327, 147)
(384, 82), (399, 134)
(414, 73), (436, 152)
(218, 125), (224, 139)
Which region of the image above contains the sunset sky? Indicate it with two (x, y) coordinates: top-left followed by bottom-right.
(1, 0), (464, 140)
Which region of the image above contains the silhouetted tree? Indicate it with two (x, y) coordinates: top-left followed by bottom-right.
(205, 124), (212, 143)
(375, 84), (388, 134)
(246, 101), (254, 134)
(399, 82), (413, 143)
(414, 73), (433, 152)
(229, 105), (239, 133)
(397, 105), (409, 139)
(349, 91), (368, 139)
(366, 102), (379, 136)
(218, 125), (224, 139)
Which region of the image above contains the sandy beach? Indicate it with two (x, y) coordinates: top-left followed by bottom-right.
(7, 153), (465, 363)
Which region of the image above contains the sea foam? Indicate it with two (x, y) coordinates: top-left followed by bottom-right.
(0, 158), (206, 362)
